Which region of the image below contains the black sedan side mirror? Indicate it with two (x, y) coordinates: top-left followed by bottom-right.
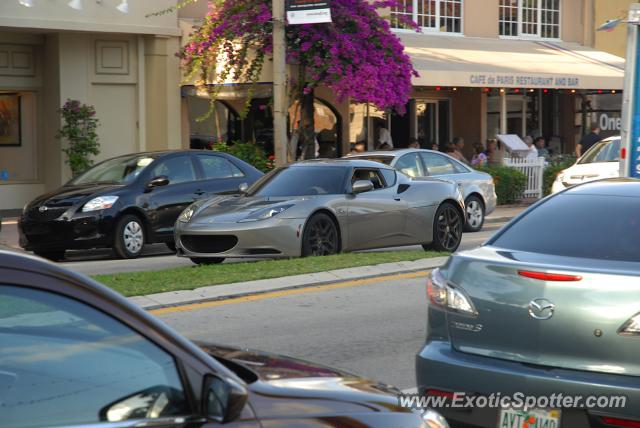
(146, 176), (170, 190)
(352, 180), (374, 194)
(204, 375), (248, 423)
(238, 183), (249, 194)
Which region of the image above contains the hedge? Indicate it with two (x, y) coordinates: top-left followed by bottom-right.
(212, 141), (275, 173)
(543, 156), (577, 196)
(477, 165), (527, 205)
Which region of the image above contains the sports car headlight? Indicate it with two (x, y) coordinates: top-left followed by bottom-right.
(178, 206), (196, 223)
(82, 196), (119, 212)
(239, 204), (294, 222)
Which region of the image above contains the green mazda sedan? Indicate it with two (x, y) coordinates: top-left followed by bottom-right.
(416, 178), (640, 428)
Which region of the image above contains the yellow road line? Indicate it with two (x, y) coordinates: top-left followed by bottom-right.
(1, 220), (17, 225)
(150, 270), (430, 316)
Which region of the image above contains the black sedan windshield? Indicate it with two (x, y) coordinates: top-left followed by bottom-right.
(248, 166), (348, 197)
(70, 155), (156, 185)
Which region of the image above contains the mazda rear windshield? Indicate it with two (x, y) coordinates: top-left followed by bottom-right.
(490, 194), (640, 262)
(248, 167), (348, 196)
(70, 155), (156, 185)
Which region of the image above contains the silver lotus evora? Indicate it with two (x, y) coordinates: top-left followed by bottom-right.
(174, 159), (465, 265)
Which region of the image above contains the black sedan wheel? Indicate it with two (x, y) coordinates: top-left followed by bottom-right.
(190, 257), (225, 265)
(114, 214), (145, 259)
(302, 213), (339, 257)
(423, 203), (463, 252)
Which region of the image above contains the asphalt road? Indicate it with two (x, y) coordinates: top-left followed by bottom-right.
(157, 274), (427, 391)
(54, 222), (504, 275)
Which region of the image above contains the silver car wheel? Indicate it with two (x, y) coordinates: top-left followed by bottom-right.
(123, 221), (143, 254)
(466, 200), (483, 228)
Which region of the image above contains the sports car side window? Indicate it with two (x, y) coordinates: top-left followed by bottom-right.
(0, 285), (189, 428)
(351, 169), (386, 189)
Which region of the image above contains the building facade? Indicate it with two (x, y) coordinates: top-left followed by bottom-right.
(0, 0), (182, 211)
(180, 0), (624, 162)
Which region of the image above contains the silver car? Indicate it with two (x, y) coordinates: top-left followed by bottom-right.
(416, 178), (640, 427)
(174, 159), (465, 264)
(347, 149), (496, 232)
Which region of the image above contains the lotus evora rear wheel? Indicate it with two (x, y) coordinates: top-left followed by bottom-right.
(423, 203), (463, 253)
(302, 213), (339, 257)
(464, 195), (485, 232)
(190, 257), (225, 265)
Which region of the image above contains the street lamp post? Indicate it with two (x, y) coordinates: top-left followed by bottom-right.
(600, 4), (640, 177)
(620, 4), (640, 178)
(272, 0), (289, 167)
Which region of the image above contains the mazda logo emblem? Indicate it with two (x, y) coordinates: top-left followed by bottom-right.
(528, 299), (555, 320)
(38, 206), (48, 212)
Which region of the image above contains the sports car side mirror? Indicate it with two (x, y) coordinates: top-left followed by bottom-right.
(352, 180), (374, 194)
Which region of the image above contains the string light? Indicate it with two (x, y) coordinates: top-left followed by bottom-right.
(611, 90), (617, 94)
(543, 89), (549, 93)
(499, 88), (505, 93)
(452, 87), (458, 91)
(435, 86), (441, 91)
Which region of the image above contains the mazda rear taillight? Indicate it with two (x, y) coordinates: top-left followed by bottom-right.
(427, 268), (477, 316)
(518, 270), (582, 282)
(601, 416), (640, 428)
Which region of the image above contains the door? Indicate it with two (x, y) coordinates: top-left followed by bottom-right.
(144, 155), (200, 239)
(347, 168), (409, 250)
(194, 154), (248, 196)
(416, 100), (438, 149)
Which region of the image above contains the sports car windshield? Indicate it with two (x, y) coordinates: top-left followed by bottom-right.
(248, 166), (348, 197)
(70, 154), (156, 185)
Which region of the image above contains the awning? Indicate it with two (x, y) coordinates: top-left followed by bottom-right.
(398, 33), (625, 90)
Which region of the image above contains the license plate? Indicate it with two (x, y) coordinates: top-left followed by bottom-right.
(498, 408), (561, 428)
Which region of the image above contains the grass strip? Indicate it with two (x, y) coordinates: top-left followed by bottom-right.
(94, 250), (447, 297)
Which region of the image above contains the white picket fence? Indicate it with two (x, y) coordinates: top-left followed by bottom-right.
(503, 156), (545, 199)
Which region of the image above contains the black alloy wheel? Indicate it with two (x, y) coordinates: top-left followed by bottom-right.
(302, 213), (339, 257)
(423, 203), (463, 252)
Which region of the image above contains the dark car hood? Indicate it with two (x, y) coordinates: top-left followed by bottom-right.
(27, 184), (125, 209)
(197, 343), (409, 419)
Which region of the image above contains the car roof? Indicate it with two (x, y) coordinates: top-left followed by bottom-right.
(347, 149), (442, 158)
(106, 149), (238, 160)
(292, 158), (396, 169)
(563, 178), (640, 197)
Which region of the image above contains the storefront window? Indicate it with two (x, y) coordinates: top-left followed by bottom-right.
(0, 92), (38, 183)
(187, 96), (240, 147)
(349, 104), (368, 147)
(391, 0), (462, 33)
(499, 0), (559, 39)
(289, 99), (341, 158)
(575, 92), (622, 139)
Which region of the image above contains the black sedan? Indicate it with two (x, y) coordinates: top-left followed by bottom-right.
(0, 250), (448, 428)
(19, 150), (263, 260)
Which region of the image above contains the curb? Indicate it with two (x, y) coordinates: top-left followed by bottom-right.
(484, 216), (514, 224)
(129, 256), (450, 311)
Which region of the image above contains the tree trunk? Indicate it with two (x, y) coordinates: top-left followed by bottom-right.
(299, 88), (316, 160)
